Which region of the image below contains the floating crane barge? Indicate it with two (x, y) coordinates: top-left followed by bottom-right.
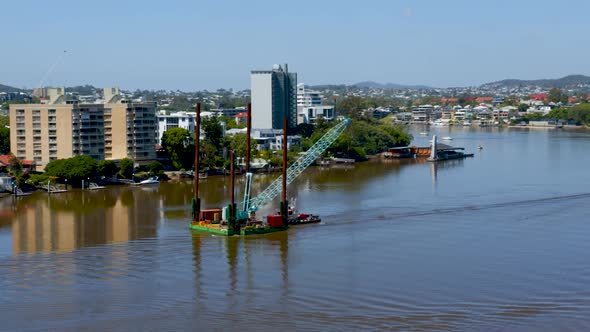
(189, 102), (350, 236)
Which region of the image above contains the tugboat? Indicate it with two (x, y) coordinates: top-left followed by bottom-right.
(288, 213), (321, 225)
(284, 201), (321, 225)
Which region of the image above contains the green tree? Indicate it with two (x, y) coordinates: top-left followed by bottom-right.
(202, 116), (224, 150)
(546, 108), (569, 120)
(0, 126), (9, 154)
(118, 158), (134, 179)
(548, 88), (568, 104)
(324, 119), (412, 159)
(296, 123), (315, 138)
(200, 140), (220, 170)
(97, 160), (119, 178)
(161, 127), (195, 170)
(568, 103), (590, 124)
(219, 115), (246, 130)
(147, 161), (165, 176)
(64, 156), (98, 181)
(45, 156), (98, 184)
(337, 96), (366, 118)
(44, 159), (67, 178)
(0, 115), (9, 127)
(7, 153), (22, 176)
(225, 133), (258, 159)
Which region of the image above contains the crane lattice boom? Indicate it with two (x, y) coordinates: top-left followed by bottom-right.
(244, 118), (351, 212)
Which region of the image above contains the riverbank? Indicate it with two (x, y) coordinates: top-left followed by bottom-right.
(508, 124), (588, 130)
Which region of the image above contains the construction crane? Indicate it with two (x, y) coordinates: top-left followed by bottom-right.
(241, 117), (351, 214)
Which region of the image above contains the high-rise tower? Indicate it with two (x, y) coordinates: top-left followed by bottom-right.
(250, 64), (297, 131)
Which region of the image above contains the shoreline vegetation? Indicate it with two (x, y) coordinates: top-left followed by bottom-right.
(3, 92), (590, 193)
(1, 114), (412, 193)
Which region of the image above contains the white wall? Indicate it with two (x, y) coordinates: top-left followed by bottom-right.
(251, 72), (273, 129)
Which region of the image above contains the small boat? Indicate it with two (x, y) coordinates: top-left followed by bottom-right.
(288, 213), (321, 225)
(138, 176), (160, 185)
(442, 136), (453, 140)
(42, 183), (68, 194)
(179, 172), (194, 179)
(419, 132), (428, 136)
(14, 187), (31, 197)
(477, 145), (483, 150)
(88, 182), (106, 190)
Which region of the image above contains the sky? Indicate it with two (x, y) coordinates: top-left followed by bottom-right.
(2, 0), (590, 91)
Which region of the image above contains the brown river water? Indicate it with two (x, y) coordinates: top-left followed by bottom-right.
(1, 126), (590, 331)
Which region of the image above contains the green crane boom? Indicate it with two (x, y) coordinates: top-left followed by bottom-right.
(243, 118), (351, 212)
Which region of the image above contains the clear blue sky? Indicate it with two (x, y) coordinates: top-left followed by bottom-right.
(2, 0), (589, 91)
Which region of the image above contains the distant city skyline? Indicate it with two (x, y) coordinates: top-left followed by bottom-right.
(2, 0), (589, 91)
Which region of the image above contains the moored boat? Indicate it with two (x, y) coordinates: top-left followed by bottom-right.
(138, 176), (160, 185)
(88, 182), (106, 190)
(427, 135), (473, 162)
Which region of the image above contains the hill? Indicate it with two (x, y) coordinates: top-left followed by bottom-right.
(482, 75), (590, 89)
(353, 81), (433, 90)
(0, 84), (25, 93)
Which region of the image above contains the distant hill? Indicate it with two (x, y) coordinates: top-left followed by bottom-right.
(0, 84), (25, 93)
(353, 81), (433, 90)
(482, 75), (590, 89)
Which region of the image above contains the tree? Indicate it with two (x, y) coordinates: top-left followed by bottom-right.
(201, 116), (224, 151)
(0, 126), (9, 154)
(64, 155), (98, 181)
(160, 127), (195, 170)
(548, 88), (568, 104)
(97, 160), (119, 178)
(337, 96), (366, 118)
(0, 115), (9, 127)
(568, 103), (590, 125)
(147, 161), (165, 176)
(200, 140), (220, 170)
(118, 158), (134, 179)
(219, 115), (245, 130)
(225, 133), (258, 159)
(323, 119), (413, 160)
(296, 123), (315, 138)
(45, 156), (98, 185)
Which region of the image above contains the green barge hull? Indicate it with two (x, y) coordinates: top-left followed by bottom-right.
(240, 225), (288, 236)
(189, 223), (235, 236)
(189, 223), (287, 236)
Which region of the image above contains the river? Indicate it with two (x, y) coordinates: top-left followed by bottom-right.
(1, 126), (590, 331)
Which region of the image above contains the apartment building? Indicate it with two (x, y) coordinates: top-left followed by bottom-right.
(251, 64), (297, 130)
(296, 83), (335, 124)
(104, 101), (157, 161)
(10, 87), (156, 171)
(156, 111), (195, 144)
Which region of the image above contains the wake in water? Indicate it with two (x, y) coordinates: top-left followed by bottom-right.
(323, 192), (590, 225)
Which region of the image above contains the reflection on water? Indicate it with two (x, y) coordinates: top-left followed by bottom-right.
(8, 188), (159, 254)
(2, 128), (590, 330)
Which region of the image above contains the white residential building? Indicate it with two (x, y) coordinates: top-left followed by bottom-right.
(296, 83), (322, 107)
(156, 111), (195, 144)
(296, 83), (335, 124)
